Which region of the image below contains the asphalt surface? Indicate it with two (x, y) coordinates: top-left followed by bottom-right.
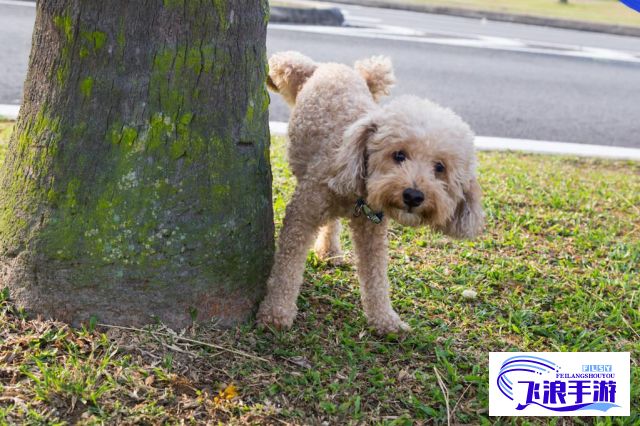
(1, 1), (640, 147)
(337, 3), (640, 51)
(0, 1), (33, 105)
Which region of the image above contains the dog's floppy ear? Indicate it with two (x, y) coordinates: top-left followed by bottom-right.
(441, 177), (485, 239)
(328, 116), (377, 197)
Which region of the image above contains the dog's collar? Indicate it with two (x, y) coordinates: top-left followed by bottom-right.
(354, 198), (384, 224)
(354, 147), (383, 224)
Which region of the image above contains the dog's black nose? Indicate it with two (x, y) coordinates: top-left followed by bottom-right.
(402, 188), (424, 207)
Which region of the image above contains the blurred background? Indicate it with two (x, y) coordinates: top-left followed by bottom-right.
(1, 0), (639, 147)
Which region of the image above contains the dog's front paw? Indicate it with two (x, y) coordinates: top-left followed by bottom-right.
(368, 311), (412, 335)
(256, 302), (297, 330)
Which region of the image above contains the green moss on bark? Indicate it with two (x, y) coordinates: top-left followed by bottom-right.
(0, 109), (61, 253)
(22, 37), (270, 287)
(53, 15), (73, 42)
(80, 77), (94, 98)
(1, 1), (273, 328)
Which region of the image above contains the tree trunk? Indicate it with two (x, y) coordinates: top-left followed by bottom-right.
(0, 0), (273, 329)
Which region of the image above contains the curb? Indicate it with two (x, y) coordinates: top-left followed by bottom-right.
(329, 0), (640, 37)
(0, 104), (19, 120)
(271, 2), (344, 26)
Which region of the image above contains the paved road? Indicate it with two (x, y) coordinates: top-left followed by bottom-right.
(2, 1), (640, 147)
(0, 1), (33, 105)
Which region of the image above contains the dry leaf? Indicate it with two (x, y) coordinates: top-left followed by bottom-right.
(214, 383), (238, 404)
(287, 356), (313, 369)
(397, 369), (412, 382)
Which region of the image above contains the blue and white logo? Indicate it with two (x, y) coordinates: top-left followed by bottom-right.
(620, 0), (640, 13)
(490, 352), (630, 416)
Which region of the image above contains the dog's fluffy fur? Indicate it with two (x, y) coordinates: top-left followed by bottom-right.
(258, 51), (484, 333)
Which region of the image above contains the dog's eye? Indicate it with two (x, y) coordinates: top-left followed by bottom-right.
(392, 151), (407, 163)
(434, 162), (445, 173)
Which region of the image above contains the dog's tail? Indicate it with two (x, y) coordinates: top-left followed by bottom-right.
(267, 52), (396, 105)
(354, 55), (396, 102)
(267, 51), (318, 106)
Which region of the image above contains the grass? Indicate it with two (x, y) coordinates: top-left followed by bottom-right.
(0, 122), (11, 160)
(0, 124), (639, 424)
(361, 0), (640, 28)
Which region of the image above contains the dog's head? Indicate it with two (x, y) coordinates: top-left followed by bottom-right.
(329, 96), (484, 239)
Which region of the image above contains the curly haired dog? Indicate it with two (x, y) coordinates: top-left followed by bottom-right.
(257, 51), (484, 333)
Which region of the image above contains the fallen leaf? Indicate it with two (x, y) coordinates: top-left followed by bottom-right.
(287, 356), (313, 369)
(462, 289), (477, 299)
(214, 383), (238, 404)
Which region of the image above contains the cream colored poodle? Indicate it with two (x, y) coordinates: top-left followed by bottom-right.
(258, 51), (484, 334)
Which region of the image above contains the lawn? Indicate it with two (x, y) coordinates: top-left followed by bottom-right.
(0, 122), (11, 161)
(355, 0), (640, 27)
(0, 124), (639, 424)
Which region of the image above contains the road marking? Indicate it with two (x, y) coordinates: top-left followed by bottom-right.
(0, 0), (35, 7)
(345, 16), (382, 24)
(341, 10), (382, 24)
(268, 121), (640, 161)
(269, 23), (640, 64)
(2, 107), (637, 160)
(3, 0), (638, 63)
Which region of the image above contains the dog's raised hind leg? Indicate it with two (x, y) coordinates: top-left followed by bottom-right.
(257, 183), (328, 330)
(314, 220), (344, 265)
(349, 216), (411, 334)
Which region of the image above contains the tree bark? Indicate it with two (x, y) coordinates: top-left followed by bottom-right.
(0, 0), (273, 329)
